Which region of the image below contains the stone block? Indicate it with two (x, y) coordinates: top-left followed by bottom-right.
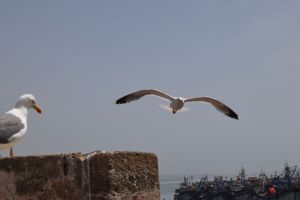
(0, 151), (160, 200)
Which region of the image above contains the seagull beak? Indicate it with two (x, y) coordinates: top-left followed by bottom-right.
(33, 103), (42, 114)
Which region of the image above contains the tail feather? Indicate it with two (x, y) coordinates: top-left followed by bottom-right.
(159, 105), (190, 113)
(178, 107), (190, 112)
(159, 104), (172, 112)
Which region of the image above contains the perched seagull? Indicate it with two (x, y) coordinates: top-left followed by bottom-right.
(116, 89), (238, 119)
(0, 94), (42, 157)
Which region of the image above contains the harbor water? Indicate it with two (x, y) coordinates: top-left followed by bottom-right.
(160, 180), (180, 200)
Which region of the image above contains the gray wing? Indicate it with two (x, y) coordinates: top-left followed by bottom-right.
(116, 89), (175, 104)
(184, 97), (239, 119)
(0, 113), (25, 143)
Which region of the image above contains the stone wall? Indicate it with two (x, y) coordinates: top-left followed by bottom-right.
(0, 151), (160, 200)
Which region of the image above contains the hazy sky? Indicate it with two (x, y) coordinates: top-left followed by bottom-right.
(1, 1), (300, 176)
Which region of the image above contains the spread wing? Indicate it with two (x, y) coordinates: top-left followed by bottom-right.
(0, 113), (25, 143)
(184, 97), (239, 119)
(116, 89), (175, 104)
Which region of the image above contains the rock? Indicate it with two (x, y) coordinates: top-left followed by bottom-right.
(0, 151), (160, 200)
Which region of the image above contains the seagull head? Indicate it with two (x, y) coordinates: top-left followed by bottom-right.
(15, 94), (42, 114)
(169, 98), (185, 114)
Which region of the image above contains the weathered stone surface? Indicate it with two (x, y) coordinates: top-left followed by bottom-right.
(0, 151), (160, 200)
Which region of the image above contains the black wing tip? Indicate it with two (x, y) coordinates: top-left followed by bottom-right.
(116, 97), (127, 104)
(116, 94), (134, 104)
(227, 111), (239, 120)
(232, 115), (239, 120)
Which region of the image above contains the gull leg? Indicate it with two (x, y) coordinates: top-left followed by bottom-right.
(9, 148), (14, 157)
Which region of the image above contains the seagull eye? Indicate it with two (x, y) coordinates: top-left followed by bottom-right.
(31, 100), (36, 104)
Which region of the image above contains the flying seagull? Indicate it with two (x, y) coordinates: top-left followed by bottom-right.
(0, 94), (42, 157)
(116, 89), (238, 119)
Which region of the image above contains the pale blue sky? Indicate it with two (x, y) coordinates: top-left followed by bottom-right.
(1, 1), (300, 175)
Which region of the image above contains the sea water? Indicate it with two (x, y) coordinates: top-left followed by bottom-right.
(160, 175), (183, 200)
(160, 181), (180, 200)
(160, 174), (208, 200)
